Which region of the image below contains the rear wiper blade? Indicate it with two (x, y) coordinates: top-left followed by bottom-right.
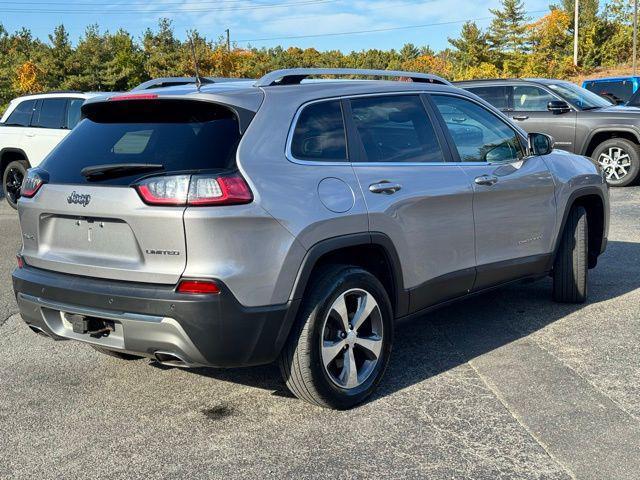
(81, 163), (164, 179)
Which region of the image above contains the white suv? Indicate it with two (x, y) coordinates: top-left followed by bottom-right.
(0, 92), (105, 208)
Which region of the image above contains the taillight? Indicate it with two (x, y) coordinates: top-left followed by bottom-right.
(16, 254), (24, 269)
(187, 174), (252, 205)
(176, 279), (220, 295)
(134, 174), (252, 206)
(21, 171), (45, 198)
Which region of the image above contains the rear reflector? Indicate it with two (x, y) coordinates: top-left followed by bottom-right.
(109, 93), (159, 101)
(135, 174), (252, 206)
(176, 279), (220, 295)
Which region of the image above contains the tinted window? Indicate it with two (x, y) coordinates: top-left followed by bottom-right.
(349, 95), (444, 163)
(466, 86), (509, 110)
(584, 80), (634, 104)
(432, 95), (523, 163)
(5, 99), (36, 126)
(66, 98), (84, 129)
(512, 86), (556, 111)
(291, 101), (347, 161)
(34, 98), (67, 128)
(547, 82), (611, 109)
(40, 101), (241, 185)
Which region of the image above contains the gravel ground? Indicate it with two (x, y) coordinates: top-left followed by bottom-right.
(0, 188), (639, 479)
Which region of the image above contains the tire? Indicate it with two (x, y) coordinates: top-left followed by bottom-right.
(91, 345), (143, 361)
(553, 206), (588, 303)
(279, 265), (393, 409)
(2, 160), (29, 209)
(592, 138), (640, 187)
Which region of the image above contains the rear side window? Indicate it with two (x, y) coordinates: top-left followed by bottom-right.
(5, 99), (36, 126)
(291, 100), (347, 161)
(66, 98), (84, 129)
(466, 86), (510, 111)
(40, 100), (242, 185)
(33, 98), (67, 129)
(349, 95), (444, 163)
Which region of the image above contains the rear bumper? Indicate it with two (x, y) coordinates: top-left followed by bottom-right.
(12, 265), (299, 368)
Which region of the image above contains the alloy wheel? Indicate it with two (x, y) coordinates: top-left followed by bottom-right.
(598, 147), (632, 182)
(320, 288), (383, 389)
(4, 166), (24, 204)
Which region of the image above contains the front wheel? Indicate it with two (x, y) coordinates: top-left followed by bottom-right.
(2, 160), (29, 209)
(593, 138), (640, 187)
(279, 265), (393, 409)
(553, 206), (588, 303)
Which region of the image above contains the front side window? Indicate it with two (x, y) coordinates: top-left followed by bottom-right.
(466, 86), (510, 111)
(33, 98), (67, 129)
(512, 86), (556, 112)
(432, 94), (524, 163)
(291, 100), (347, 161)
(5, 99), (36, 127)
(349, 95), (444, 163)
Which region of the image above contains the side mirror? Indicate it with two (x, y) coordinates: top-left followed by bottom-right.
(547, 100), (571, 114)
(528, 132), (554, 156)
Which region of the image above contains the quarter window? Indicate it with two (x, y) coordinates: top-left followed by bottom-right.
(34, 98), (67, 129)
(291, 100), (347, 161)
(66, 98), (85, 129)
(349, 95), (444, 163)
(5, 99), (36, 127)
(512, 85), (556, 112)
(432, 95), (524, 163)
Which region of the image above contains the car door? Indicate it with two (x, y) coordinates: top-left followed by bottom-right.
(509, 84), (577, 153)
(0, 98), (37, 154)
(23, 97), (72, 165)
(430, 93), (557, 291)
(347, 94), (476, 313)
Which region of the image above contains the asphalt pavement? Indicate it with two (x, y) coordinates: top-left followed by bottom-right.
(0, 188), (639, 479)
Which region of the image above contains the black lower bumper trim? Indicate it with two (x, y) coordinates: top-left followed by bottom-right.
(12, 265), (299, 367)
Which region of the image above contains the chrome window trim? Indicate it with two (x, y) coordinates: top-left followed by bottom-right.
(285, 90), (453, 167)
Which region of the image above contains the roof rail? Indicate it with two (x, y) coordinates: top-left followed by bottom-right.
(132, 76), (254, 91)
(254, 68), (452, 87)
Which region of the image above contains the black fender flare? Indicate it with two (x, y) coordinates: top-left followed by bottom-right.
(580, 127), (640, 156)
(0, 148), (30, 171)
(289, 232), (409, 318)
(553, 186), (608, 267)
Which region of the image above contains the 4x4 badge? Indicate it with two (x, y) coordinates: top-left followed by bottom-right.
(67, 191), (91, 207)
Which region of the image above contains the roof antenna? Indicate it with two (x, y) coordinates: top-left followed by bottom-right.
(188, 34), (202, 91)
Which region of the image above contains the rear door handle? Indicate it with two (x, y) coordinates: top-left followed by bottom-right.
(474, 175), (498, 186)
(369, 182), (402, 194)
(512, 115), (529, 121)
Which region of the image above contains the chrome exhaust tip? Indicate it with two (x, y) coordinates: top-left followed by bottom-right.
(28, 324), (50, 337)
(153, 351), (193, 368)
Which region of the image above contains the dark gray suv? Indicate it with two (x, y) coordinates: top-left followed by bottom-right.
(456, 79), (640, 187)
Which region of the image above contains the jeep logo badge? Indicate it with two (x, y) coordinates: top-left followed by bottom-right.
(67, 191), (92, 207)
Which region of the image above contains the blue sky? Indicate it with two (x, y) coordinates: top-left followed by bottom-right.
(0, 0), (554, 52)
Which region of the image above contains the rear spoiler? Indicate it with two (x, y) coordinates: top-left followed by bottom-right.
(81, 96), (256, 134)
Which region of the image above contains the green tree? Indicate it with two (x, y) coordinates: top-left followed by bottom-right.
(488, 0), (529, 73)
(142, 18), (182, 78)
(42, 24), (72, 90)
(448, 22), (491, 71)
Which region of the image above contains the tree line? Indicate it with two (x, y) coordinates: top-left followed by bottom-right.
(0, 0), (635, 111)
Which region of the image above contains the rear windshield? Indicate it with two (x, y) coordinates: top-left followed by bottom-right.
(39, 100), (241, 185)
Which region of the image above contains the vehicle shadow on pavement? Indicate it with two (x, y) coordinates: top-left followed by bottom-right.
(172, 240), (640, 405)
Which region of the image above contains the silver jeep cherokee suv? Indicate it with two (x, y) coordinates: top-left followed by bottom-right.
(12, 69), (609, 409)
